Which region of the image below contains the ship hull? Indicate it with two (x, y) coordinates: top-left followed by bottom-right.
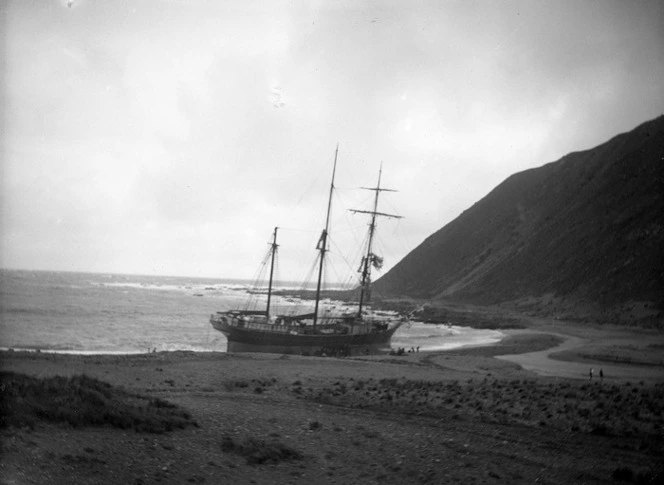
(211, 314), (402, 356)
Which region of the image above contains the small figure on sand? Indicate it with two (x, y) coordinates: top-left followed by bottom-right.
(599, 369), (604, 381)
(589, 368), (594, 380)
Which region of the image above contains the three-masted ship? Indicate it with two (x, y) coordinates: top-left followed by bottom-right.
(210, 147), (406, 355)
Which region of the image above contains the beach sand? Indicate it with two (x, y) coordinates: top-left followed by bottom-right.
(1, 318), (663, 484)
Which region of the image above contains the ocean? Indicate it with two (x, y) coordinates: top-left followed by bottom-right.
(0, 269), (503, 354)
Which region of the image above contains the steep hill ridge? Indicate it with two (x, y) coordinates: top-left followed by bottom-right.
(375, 116), (664, 324)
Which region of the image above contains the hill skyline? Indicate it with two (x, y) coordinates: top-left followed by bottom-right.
(374, 115), (664, 326)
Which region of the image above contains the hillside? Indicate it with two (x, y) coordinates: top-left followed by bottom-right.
(374, 116), (664, 325)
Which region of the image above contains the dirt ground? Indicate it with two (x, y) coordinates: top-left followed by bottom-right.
(1, 318), (663, 485)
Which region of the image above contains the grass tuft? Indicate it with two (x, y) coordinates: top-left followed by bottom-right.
(0, 372), (196, 433)
(220, 435), (303, 465)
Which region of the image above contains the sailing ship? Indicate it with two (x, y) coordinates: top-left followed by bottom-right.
(210, 147), (407, 355)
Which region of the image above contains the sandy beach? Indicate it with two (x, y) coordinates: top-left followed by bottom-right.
(1, 318), (663, 485)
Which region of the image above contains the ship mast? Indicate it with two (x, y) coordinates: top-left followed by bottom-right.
(313, 145), (339, 328)
(265, 226), (279, 320)
(351, 164), (402, 318)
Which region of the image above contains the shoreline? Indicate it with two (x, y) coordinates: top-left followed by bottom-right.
(0, 321), (503, 357)
(3, 318), (663, 381)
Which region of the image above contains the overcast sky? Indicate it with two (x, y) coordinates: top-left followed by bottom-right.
(2, 0), (663, 284)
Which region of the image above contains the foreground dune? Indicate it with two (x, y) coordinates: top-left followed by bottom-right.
(1, 320), (662, 484)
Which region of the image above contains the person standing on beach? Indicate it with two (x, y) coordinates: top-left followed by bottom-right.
(589, 368), (593, 380)
(599, 369), (604, 381)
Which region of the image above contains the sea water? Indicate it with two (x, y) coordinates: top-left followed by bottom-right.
(0, 269), (503, 354)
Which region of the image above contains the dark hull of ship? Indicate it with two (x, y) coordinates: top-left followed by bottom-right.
(212, 318), (402, 355)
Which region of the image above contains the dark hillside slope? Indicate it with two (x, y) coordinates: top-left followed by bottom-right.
(375, 116), (664, 323)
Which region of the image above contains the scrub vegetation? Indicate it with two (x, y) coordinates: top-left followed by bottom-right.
(0, 372), (197, 433)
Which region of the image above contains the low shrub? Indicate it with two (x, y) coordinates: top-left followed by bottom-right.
(0, 372), (196, 433)
(220, 435), (303, 464)
(611, 466), (633, 481)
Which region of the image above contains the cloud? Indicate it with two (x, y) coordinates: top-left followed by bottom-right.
(270, 85), (286, 108)
(2, 0), (663, 278)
